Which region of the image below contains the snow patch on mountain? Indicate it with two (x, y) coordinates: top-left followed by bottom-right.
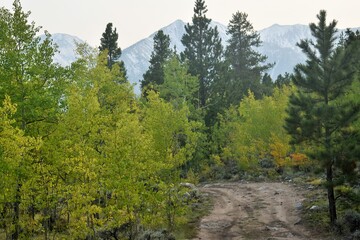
(121, 20), (232, 94)
(40, 33), (84, 66)
(47, 22), (359, 96)
(121, 20), (312, 94)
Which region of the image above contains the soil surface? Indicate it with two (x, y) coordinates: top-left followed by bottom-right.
(192, 182), (329, 240)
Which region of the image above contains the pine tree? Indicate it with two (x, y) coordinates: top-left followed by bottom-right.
(181, 0), (223, 109)
(285, 10), (360, 225)
(99, 22), (126, 77)
(260, 73), (274, 96)
(141, 30), (172, 96)
(224, 11), (272, 105)
(274, 72), (292, 88)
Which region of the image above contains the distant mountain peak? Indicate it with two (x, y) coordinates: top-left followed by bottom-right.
(48, 21), (360, 95)
(40, 33), (84, 66)
(121, 20), (310, 94)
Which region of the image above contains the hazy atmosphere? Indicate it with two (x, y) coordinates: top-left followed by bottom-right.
(2, 0), (360, 47)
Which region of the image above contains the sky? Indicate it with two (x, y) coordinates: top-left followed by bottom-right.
(2, 0), (360, 48)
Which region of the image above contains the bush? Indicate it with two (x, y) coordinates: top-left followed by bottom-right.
(344, 210), (360, 233)
(350, 230), (360, 240)
(259, 158), (275, 169)
(137, 229), (175, 240)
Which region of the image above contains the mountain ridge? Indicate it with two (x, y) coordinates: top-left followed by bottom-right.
(46, 20), (359, 94)
(120, 20), (310, 94)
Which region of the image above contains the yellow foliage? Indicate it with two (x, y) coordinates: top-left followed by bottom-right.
(309, 178), (324, 186)
(215, 86), (294, 170)
(334, 185), (352, 194)
(186, 168), (199, 185)
(211, 154), (224, 166)
(270, 134), (291, 167)
(289, 153), (309, 167)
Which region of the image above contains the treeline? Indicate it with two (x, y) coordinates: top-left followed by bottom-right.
(0, 0), (359, 239)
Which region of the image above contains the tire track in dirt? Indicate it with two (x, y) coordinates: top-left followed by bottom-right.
(193, 182), (315, 240)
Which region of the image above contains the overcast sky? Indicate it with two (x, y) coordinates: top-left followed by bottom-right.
(2, 0), (360, 48)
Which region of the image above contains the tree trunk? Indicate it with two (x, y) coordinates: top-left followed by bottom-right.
(12, 183), (21, 240)
(326, 165), (337, 225)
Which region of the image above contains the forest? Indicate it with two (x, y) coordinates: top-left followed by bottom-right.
(0, 0), (359, 239)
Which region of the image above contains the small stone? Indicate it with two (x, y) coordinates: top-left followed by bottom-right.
(287, 233), (294, 238)
(180, 182), (196, 189)
(265, 226), (279, 231)
(294, 219), (302, 225)
(295, 202), (303, 210)
(310, 205), (320, 211)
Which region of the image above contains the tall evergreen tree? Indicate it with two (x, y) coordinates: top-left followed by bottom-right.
(274, 72), (292, 88)
(99, 22), (126, 77)
(181, 0), (223, 109)
(224, 11), (272, 105)
(285, 10), (360, 225)
(260, 73), (274, 96)
(141, 30), (172, 96)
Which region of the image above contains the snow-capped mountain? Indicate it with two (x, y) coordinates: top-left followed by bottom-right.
(257, 24), (312, 78)
(120, 20), (312, 94)
(42, 33), (84, 66)
(47, 21), (359, 95)
(120, 20), (187, 94)
(120, 20), (231, 94)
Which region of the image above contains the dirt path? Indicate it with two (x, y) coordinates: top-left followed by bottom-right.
(192, 182), (317, 240)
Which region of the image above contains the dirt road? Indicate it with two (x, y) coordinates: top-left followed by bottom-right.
(193, 182), (320, 240)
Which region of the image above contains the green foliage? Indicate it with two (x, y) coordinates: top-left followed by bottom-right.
(181, 0), (223, 108)
(0, 10), (200, 235)
(0, 2), (67, 238)
(223, 11), (273, 105)
(207, 11), (274, 127)
(285, 10), (360, 224)
(141, 30), (172, 95)
(0, 0), (65, 136)
(99, 22), (126, 77)
(25, 47), (198, 237)
(143, 91), (199, 171)
(213, 86), (293, 172)
(159, 55), (199, 110)
(0, 96), (42, 238)
(275, 72), (293, 88)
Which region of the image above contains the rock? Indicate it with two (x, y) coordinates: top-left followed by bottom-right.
(287, 232), (294, 238)
(180, 182), (200, 199)
(180, 182), (196, 189)
(284, 176), (292, 181)
(310, 205), (320, 211)
(294, 218), (302, 225)
(265, 226), (279, 231)
(295, 202), (303, 210)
